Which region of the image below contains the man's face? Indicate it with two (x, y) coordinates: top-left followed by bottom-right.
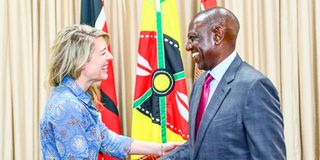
(186, 21), (216, 71)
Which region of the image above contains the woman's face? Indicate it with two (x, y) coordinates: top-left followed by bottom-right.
(81, 36), (113, 82)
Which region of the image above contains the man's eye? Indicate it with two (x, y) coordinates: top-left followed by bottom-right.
(189, 36), (197, 41)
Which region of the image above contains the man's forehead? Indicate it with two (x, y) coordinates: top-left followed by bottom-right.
(189, 13), (210, 30)
(193, 13), (208, 23)
(188, 21), (205, 31)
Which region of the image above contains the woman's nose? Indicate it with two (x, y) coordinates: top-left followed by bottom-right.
(106, 50), (113, 61)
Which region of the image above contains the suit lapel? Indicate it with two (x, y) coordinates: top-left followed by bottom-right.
(193, 54), (243, 157)
(193, 79), (231, 155)
(190, 74), (206, 144)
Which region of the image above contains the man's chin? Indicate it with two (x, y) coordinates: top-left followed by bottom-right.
(196, 63), (205, 70)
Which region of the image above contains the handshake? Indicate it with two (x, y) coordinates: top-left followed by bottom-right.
(129, 141), (183, 159)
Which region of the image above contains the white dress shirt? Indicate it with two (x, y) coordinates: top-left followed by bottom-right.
(205, 51), (237, 109)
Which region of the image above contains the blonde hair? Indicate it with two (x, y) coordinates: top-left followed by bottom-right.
(47, 24), (108, 102)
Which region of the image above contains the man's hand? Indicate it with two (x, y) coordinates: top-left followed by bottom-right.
(160, 142), (184, 156)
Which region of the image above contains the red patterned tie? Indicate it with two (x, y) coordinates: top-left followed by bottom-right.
(195, 74), (214, 137)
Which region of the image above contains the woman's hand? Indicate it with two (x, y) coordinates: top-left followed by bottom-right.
(129, 140), (184, 157)
(160, 142), (184, 156)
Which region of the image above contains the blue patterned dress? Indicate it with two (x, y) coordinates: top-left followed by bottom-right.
(40, 76), (133, 159)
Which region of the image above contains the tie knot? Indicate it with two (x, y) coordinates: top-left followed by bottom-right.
(204, 74), (213, 85)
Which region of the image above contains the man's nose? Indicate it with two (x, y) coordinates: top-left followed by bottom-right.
(185, 42), (192, 52)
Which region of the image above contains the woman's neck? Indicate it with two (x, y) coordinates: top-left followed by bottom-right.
(75, 77), (92, 91)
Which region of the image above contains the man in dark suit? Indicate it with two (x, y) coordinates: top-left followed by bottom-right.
(161, 7), (286, 160)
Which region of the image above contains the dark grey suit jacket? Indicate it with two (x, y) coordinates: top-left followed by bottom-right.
(161, 54), (286, 160)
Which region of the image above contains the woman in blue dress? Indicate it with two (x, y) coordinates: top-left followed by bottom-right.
(40, 24), (181, 159)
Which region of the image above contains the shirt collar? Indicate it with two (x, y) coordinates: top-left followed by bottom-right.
(61, 75), (92, 105)
(208, 50), (237, 82)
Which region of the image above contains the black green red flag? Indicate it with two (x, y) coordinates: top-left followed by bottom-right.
(132, 0), (189, 158)
(81, 0), (121, 159)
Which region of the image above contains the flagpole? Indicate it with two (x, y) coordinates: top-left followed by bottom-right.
(155, 0), (167, 143)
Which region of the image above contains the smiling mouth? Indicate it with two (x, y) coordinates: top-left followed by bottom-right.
(102, 64), (108, 70)
(192, 52), (199, 58)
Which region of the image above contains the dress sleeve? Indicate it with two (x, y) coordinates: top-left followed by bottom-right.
(98, 117), (133, 159)
(48, 100), (94, 159)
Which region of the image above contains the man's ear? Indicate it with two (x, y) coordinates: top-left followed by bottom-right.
(212, 26), (224, 45)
